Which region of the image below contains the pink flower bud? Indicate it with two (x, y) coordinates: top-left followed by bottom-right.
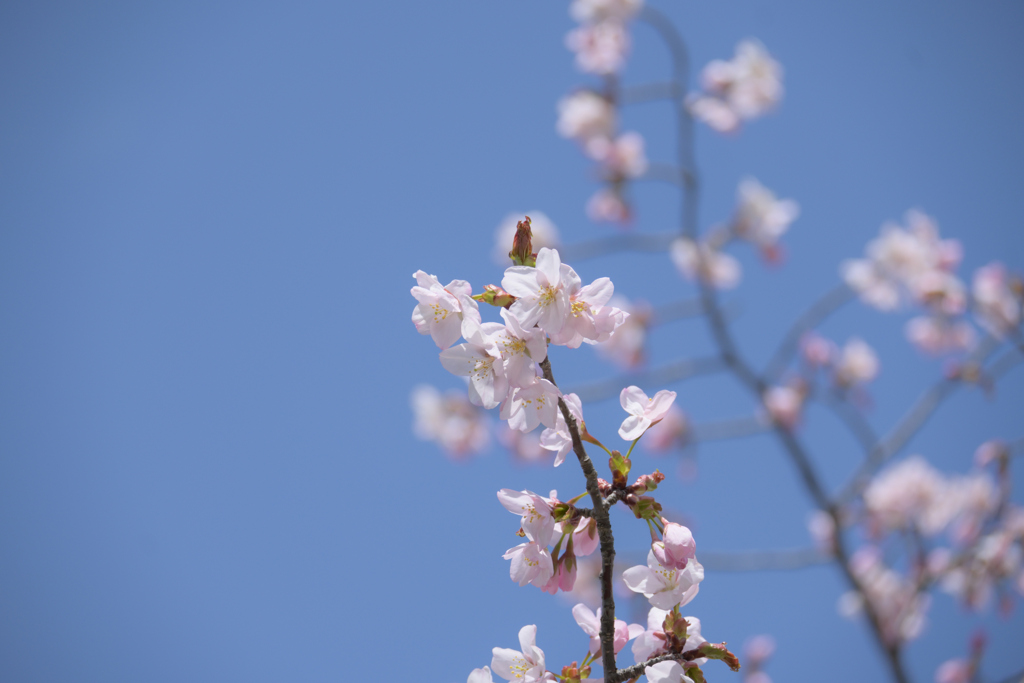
(651, 522), (696, 570)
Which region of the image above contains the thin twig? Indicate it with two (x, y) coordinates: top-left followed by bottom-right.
(762, 284), (856, 381)
(567, 356), (724, 404)
(621, 81), (681, 105)
(558, 231), (676, 262)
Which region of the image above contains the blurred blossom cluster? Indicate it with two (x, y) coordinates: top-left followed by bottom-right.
(688, 40), (784, 134)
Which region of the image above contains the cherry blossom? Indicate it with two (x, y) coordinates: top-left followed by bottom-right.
(504, 542), (555, 588)
(645, 661), (695, 683)
(565, 21), (630, 75)
(557, 90), (615, 144)
(502, 378), (562, 433)
(410, 384), (490, 457)
(595, 296), (649, 368)
(618, 386), (678, 441)
(652, 521), (696, 571)
(905, 316), (975, 355)
(762, 383), (804, 429)
(411, 271), (481, 349)
(689, 40), (783, 133)
(623, 549), (704, 609)
(671, 238), (741, 289)
(586, 187), (631, 224)
(643, 405), (690, 452)
(687, 94), (740, 134)
(586, 131), (648, 180)
(547, 274), (628, 349)
(572, 603), (643, 655)
(539, 392), (585, 466)
(488, 308), (549, 388)
(571, 516), (600, 557)
(732, 178), (800, 249)
(570, 0), (643, 23)
(491, 625), (554, 682)
(498, 489), (556, 546)
(972, 262), (1021, 337)
(468, 666), (495, 683)
(502, 248), (574, 334)
(934, 659), (971, 683)
(834, 338), (879, 386)
(439, 320), (509, 409)
(840, 546), (930, 645)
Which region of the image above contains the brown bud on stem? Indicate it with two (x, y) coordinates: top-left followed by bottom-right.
(509, 216), (536, 267)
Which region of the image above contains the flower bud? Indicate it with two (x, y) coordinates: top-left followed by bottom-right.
(472, 284), (517, 308)
(509, 216), (536, 266)
(652, 521), (696, 570)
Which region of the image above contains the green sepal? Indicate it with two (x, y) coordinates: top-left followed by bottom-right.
(696, 642), (741, 672)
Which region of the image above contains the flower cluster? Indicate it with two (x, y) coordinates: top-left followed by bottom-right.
(688, 40), (784, 134)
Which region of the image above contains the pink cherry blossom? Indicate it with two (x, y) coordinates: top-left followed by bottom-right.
(565, 21), (630, 75)
(618, 386), (677, 441)
(586, 187), (631, 223)
(643, 405), (690, 452)
(572, 516), (600, 557)
(468, 666), (495, 683)
(411, 271), (481, 349)
(502, 378), (562, 433)
(497, 489), (556, 546)
(491, 625), (554, 683)
(539, 392), (585, 466)
(670, 238), (741, 289)
(489, 308), (549, 388)
(652, 521), (696, 571)
(934, 659), (970, 683)
(503, 542), (555, 588)
(410, 384), (490, 457)
(502, 248), (573, 335)
(540, 559), (577, 594)
(572, 603), (644, 655)
(586, 131), (648, 179)
(547, 274), (628, 349)
(439, 320), (508, 409)
(622, 549), (704, 609)
(595, 296), (649, 367)
(762, 384), (803, 429)
(570, 0), (643, 23)
(972, 262), (1021, 337)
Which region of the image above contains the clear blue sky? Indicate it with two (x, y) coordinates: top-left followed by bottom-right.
(1, 1), (1022, 682)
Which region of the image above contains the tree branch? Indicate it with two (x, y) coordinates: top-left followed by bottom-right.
(540, 355), (620, 679)
(558, 232), (677, 262)
(567, 356), (724, 404)
(762, 284), (856, 381)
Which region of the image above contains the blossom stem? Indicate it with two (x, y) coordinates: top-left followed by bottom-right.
(624, 436), (641, 459)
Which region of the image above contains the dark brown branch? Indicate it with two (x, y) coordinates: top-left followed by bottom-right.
(539, 356), (620, 680)
(615, 654), (687, 682)
(567, 356), (724, 404)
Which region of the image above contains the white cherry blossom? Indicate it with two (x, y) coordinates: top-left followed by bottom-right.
(548, 275), (627, 349)
(468, 667), (495, 683)
(410, 384), (489, 457)
(491, 625), (553, 682)
(497, 489), (555, 546)
(503, 542), (555, 588)
(557, 90), (615, 143)
(565, 21), (630, 75)
(570, 0), (643, 23)
(645, 661), (694, 683)
(539, 392), (584, 466)
(618, 386), (677, 441)
(503, 248), (574, 334)
(834, 338), (879, 386)
(439, 320), (508, 409)
(572, 603), (643, 655)
(411, 271), (481, 349)
(732, 178), (800, 248)
(501, 378), (562, 433)
(671, 238), (741, 289)
(972, 262), (1021, 337)
(622, 549), (704, 609)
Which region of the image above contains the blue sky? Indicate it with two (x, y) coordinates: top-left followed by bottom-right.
(1, 1), (1022, 682)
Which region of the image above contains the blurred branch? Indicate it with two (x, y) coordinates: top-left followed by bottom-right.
(640, 163), (689, 189)
(690, 415), (769, 442)
(699, 547), (829, 572)
(558, 231), (677, 262)
(813, 387), (880, 455)
(994, 667), (1024, 683)
(762, 283), (856, 381)
(651, 297), (704, 324)
(621, 81), (682, 105)
(567, 356), (724, 404)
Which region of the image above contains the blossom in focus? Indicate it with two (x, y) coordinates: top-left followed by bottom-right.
(410, 384), (490, 457)
(834, 338), (879, 387)
(571, 516), (600, 557)
(502, 378), (563, 434)
(652, 521), (696, 571)
(488, 308), (548, 388)
(503, 248), (573, 334)
(548, 273), (628, 349)
(411, 271), (481, 349)
(618, 386), (678, 441)
(539, 392), (585, 467)
(632, 608), (707, 664)
(972, 262), (1021, 337)
(623, 549), (704, 609)
(492, 212), (561, 266)
(504, 542), (555, 588)
(491, 625), (554, 683)
(566, 21), (630, 75)
(497, 489), (555, 546)
(645, 661), (695, 683)
(572, 603), (643, 655)
(732, 178), (800, 249)
(439, 320), (508, 409)
(671, 238), (741, 289)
